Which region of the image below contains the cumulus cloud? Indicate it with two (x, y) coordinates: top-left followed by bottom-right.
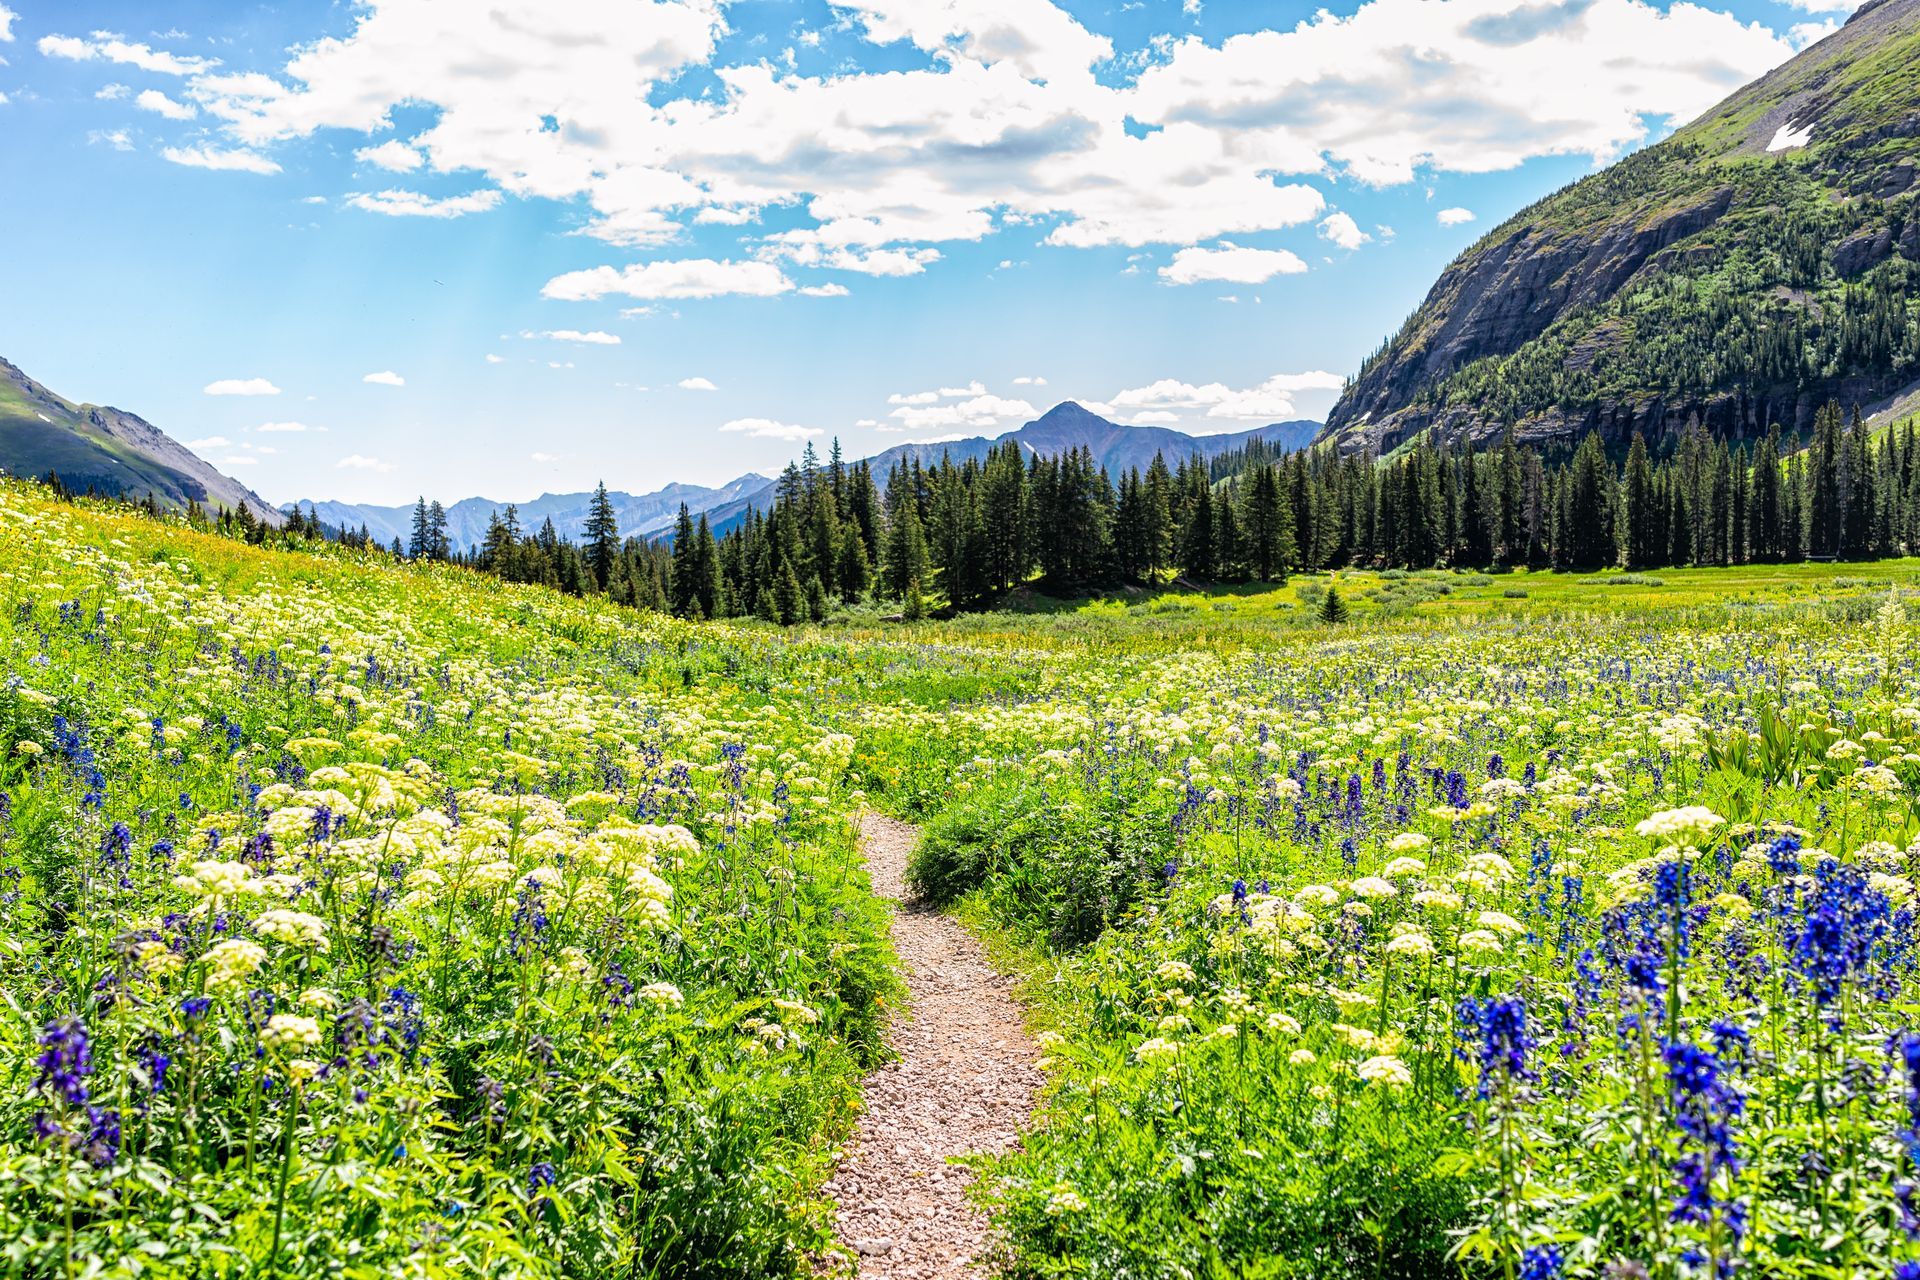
(347, 188), (500, 218)
(720, 417), (821, 441)
(0, 5), (14, 42)
(355, 139), (423, 172)
(136, 88), (196, 120)
(254, 421), (319, 432)
(1128, 0), (1794, 185)
(542, 259), (793, 302)
(164, 145), (281, 174)
(38, 31), (215, 75)
(1437, 206), (1476, 226)
(133, 0), (1799, 299)
(1160, 244), (1307, 285)
(1105, 371), (1345, 427)
(529, 329), (621, 345)
(204, 377), (280, 396)
(1012, 375), (1047, 386)
(678, 376), (718, 391)
(485, 353), (506, 364)
(798, 282), (851, 297)
(886, 393), (1035, 432)
(1318, 211), (1369, 250)
(363, 370), (405, 386)
(336, 454), (395, 472)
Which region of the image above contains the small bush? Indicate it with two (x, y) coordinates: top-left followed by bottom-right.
(1504, 587), (1529, 599)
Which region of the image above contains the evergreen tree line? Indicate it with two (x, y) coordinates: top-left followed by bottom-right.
(32, 398), (1919, 625)
(630, 403), (1920, 620)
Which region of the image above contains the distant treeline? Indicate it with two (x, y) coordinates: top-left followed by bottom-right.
(24, 401), (1920, 623)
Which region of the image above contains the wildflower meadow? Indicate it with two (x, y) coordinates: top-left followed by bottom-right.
(8, 474), (1920, 1279)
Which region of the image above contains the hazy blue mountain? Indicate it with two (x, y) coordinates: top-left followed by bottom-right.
(0, 356), (283, 525)
(696, 402), (1321, 538)
(292, 401), (1319, 550)
(290, 474), (771, 551)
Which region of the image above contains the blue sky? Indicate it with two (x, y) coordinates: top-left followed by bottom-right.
(0, 0), (1853, 505)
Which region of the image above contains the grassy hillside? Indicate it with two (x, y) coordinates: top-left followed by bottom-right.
(0, 358), (282, 522)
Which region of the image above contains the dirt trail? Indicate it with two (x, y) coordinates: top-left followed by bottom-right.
(828, 814), (1042, 1279)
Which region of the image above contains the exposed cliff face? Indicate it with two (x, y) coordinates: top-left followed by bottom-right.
(1323, 0), (1920, 454)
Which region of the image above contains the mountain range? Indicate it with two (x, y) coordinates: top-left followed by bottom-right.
(0, 357), (282, 525)
(294, 403), (1320, 551)
(1322, 0), (1920, 454)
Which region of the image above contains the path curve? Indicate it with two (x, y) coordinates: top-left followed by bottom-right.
(828, 814), (1042, 1279)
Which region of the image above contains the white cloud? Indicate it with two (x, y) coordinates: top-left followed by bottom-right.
(1106, 371), (1345, 426)
(363, 370), (405, 386)
(887, 393), (1035, 431)
(136, 88), (196, 120)
(38, 32), (215, 75)
(720, 417), (822, 441)
(543, 259), (793, 302)
(146, 0), (1800, 294)
(1128, 0), (1795, 186)
(1318, 211), (1369, 250)
(95, 83), (130, 101)
(798, 282), (852, 297)
(940, 381), (987, 397)
(485, 353), (506, 364)
(346, 188), (500, 218)
(1437, 207), (1476, 227)
(336, 454), (395, 472)
(1781, 0), (1860, 11)
(1160, 244), (1307, 286)
(355, 139), (423, 172)
(185, 436), (232, 449)
(254, 421), (318, 432)
(89, 129), (133, 151)
(678, 376), (718, 391)
(163, 145), (280, 175)
(204, 377), (280, 396)
(1012, 375), (1047, 386)
(531, 329), (621, 345)
(0, 5), (14, 42)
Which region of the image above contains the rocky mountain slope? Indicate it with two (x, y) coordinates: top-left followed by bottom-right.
(1321, 0), (1920, 454)
(0, 357), (283, 524)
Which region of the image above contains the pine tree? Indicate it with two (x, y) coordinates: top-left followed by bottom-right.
(1319, 582), (1350, 624)
(408, 497), (431, 560)
(585, 482), (620, 589)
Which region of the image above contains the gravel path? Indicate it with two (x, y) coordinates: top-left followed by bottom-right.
(828, 814), (1042, 1279)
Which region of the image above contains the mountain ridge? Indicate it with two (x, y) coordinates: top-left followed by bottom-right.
(300, 402), (1320, 552)
(1321, 0), (1920, 454)
(0, 357), (283, 525)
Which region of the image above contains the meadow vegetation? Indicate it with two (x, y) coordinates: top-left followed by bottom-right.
(9, 475), (1920, 1278)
